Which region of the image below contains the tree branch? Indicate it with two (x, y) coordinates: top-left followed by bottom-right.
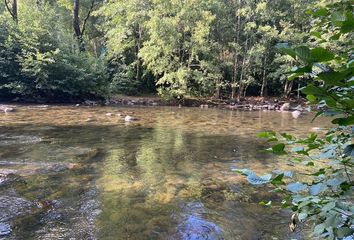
(4, 0), (15, 21)
(80, 0), (95, 37)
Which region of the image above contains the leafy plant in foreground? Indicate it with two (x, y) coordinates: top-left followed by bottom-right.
(234, 1), (353, 239)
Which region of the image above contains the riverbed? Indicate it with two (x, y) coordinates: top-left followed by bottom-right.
(0, 105), (330, 239)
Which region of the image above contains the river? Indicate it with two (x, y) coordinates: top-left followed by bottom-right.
(0, 105), (330, 239)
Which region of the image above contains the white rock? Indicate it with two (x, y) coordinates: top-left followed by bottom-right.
(105, 113), (113, 116)
(124, 115), (137, 122)
(291, 110), (301, 119)
(280, 103), (290, 112)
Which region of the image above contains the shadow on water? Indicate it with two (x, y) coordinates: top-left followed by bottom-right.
(0, 106), (330, 239)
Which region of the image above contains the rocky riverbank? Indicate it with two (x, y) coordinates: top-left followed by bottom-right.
(84, 95), (309, 111)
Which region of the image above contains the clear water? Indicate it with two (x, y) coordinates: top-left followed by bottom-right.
(0, 105), (330, 239)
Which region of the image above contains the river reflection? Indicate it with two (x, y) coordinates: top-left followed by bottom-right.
(0, 105), (330, 239)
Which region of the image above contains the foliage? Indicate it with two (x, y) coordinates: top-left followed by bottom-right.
(0, 0), (109, 102)
(138, 0), (220, 99)
(235, 1), (353, 238)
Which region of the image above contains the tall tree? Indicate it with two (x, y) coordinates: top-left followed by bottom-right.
(139, 0), (219, 98)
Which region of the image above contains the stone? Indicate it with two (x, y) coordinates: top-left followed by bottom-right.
(0, 222), (11, 236)
(280, 102), (290, 111)
(0, 105), (15, 113)
(291, 110), (301, 119)
(105, 113), (113, 116)
(124, 115), (138, 122)
(174, 202), (222, 240)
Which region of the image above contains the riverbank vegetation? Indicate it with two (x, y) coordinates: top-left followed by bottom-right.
(1, 0), (346, 102)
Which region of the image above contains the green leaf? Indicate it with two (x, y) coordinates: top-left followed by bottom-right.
(257, 131), (277, 141)
(271, 173), (284, 185)
(310, 31), (322, 38)
(314, 8), (328, 17)
(272, 170), (293, 178)
(232, 168), (255, 176)
(302, 84), (327, 96)
(276, 43), (296, 59)
(332, 116), (354, 126)
(271, 143), (286, 155)
(318, 71), (346, 86)
(307, 94), (317, 103)
(327, 178), (345, 187)
(313, 223), (325, 236)
(280, 133), (295, 141)
(298, 212), (308, 221)
(247, 173), (272, 185)
(294, 46), (313, 63)
(336, 227), (353, 238)
(287, 182), (307, 193)
(341, 19), (354, 33)
(331, 11), (346, 26)
(309, 183), (326, 195)
(311, 47), (335, 62)
(290, 65), (312, 74)
(322, 201), (336, 212)
(306, 161), (314, 166)
(312, 168), (325, 176)
(259, 200), (272, 206)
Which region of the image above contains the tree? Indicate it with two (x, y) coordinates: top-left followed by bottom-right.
(73, 0), (95, 51)
(139, 0), (220, 98)
(95, 0), (154, 95)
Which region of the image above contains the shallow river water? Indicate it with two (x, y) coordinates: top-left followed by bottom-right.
(0, 105), (331, 240)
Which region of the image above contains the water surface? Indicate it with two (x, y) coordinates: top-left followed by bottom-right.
(0, 105), (330, 239)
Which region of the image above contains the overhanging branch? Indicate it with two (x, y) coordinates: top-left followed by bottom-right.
(4, 0), (16, 21)
(80, 0), (96, 36)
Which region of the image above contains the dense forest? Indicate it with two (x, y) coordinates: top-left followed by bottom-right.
(0, 0), (335, 102)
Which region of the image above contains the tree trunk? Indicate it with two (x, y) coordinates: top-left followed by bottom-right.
(12, 0), (17, 23)
(136, 25), (142, 83)
(73, 0), (84, 51)
(231, 0), (241, 100)
(283, 80), (293, 98)
(4, 0), (18, 23)
(231, 86), (237, 100)
(260, 55), (268, 97)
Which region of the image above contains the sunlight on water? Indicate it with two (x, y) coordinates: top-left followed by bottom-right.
(0, 105), (331, 239)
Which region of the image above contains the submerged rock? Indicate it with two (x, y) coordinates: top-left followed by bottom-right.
(0, 222), (11, 236)
(174, 202), (223, 240)
(0, 195), (34, 223)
